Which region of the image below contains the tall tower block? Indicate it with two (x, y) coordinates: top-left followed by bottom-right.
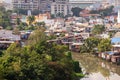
(118, 9), (120, 23)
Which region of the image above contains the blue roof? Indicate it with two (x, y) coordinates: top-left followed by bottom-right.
(111, 37), (120, 43)
(106, 51), (114, 55)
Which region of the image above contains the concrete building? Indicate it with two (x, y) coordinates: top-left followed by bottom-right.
(12, 0), (39, 10)
(51, 0), (69, 16)
(0, 1), (13, 10)
(12, 0), (69, 16)
(39, 0), (53, 12)
(114, 0), (120, 6)
(118, 9), (120, 23)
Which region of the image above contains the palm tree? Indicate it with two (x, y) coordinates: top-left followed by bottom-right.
(15, 18), (21, 25)
(34, 22), (46, 29)
(27, 15), (35, 26)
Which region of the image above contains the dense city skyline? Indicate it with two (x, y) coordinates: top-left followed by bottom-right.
(2, 0), (107, 3)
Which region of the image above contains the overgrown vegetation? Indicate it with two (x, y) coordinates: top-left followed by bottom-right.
(0, 29), (83, 80)
(0, 6), (11, 29)
(80, 37), (112, 54)
(71, 7), (83, 17)
(92, 25), (105, 35)
(90, 6), (114, 17)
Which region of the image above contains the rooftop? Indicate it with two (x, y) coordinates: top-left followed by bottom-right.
(0, 30), (21, 41)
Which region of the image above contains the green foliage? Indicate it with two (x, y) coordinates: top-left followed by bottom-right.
(98, 39), (112, 52)
(48, 34), (57, 40)
(108, 31), (116, 38)
(0, 6), (11, 28)
(0, 6), (6, 12)
(6, 26), (13, 30)
(90, 6), (114, 17)
(0, 29), (82, 80)
(92, 25), (105, 35)
(27, 29), (46, 45)
(80, 44), (88, 53)
(71, 7), (83, 17)
(56, 12), (64, 18)
(65, 51), (72, 59)
(80, 37), (101, 53)
(34, 22), (46, 29)
(16, 22), (28, 30)
(15, 18), (21, 25)
(0, 50), (3, 57)
(12, 28), (20, 35)
(75, 73), (84, 78)
(27, 16), (35, 26)
(51, 14), (55, 19)
(73, 61), (81, 73)
(25, 25), (36, 30)
(80, 38), (112, 53)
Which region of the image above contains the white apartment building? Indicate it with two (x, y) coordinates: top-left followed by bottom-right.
(51, 0), (69, 16)
(118, 9), (120, 23)
(12, 0), (39, 10)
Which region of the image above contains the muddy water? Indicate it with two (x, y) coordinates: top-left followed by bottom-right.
(72, 53), (120, 80)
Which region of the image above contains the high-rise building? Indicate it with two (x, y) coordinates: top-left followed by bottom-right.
(39, 0), (53, 12)
(114, 0), (120, 6)
(51, 0), (69, 16)
(12, 0), (39, 10)
(12, 0), (70, 15)
(118, 9), (120, 23)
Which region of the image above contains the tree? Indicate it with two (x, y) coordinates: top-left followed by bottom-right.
(27, 29), (46, 45)
(0, 6), (5, 12)
(71, 7), (83, 17)
(56, 12), (64, 18)
(12, 28), (20, 35)
(90, 6), (114, 17)
(51, 14), (55, 19)
(0, 6), (11, 28)
(34, 22), (46, 29)
(15, 18), (21, 26)
(92, 25), (105, 35)
(27, 16), (35, 26)
(0, 28), (83, 80)
(80, 37), (101, 53)
(98, 39), (112, 52)
(6, 26), (13, 30)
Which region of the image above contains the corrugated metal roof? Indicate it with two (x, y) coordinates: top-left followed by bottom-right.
(0, 30), (21, 41)
(111, 37), (120, 43)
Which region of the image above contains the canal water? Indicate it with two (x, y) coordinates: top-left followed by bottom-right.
(72, 53), (120, 80)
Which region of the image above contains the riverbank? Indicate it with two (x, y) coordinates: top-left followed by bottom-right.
(72, 53), (120, 80)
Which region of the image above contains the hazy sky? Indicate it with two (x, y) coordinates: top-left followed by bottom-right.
(3, 0), (11, 3)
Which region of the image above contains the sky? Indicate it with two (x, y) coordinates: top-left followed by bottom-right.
(3, 0), (11, 3)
